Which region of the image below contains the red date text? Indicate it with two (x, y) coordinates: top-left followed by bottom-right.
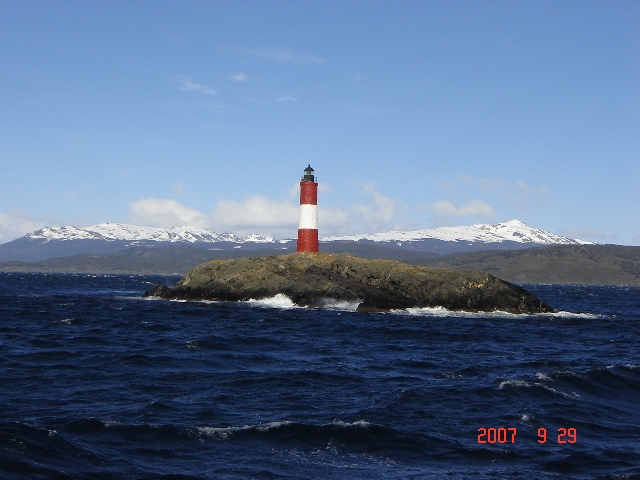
(478, 427), (578, 444)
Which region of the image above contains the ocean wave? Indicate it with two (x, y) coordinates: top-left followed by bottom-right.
(144, 291), (604, 318)
(397, 306), (603, 319)
(245, 294), (301, 309)
(546, 310), (605, 319)
(195, 419), (436, 457)
(398, 306), (536, 318)
(501, 364), (640, 404)
(244, 295), (362, 311)
(498, 379), (581, 399)
(198, 420), (293, 439)
(310, 298), (362, 311)
(61, 417), (387, 444)
(330, 420), (373, 428)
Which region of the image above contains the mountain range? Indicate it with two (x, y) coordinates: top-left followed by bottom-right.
(0, 219), (590, 263)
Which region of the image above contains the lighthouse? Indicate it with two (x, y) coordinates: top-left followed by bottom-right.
(297, 165), (319, 252)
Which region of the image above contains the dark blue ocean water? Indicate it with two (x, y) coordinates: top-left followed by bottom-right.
(0, 272), (639, 479)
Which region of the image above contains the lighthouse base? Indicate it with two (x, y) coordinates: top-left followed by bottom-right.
(297, 229), (319, 252)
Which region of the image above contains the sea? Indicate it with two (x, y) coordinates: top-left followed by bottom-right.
(0, 272), (638, 480)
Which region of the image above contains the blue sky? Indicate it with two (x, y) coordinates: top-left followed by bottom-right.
(1, 0), (638, 244)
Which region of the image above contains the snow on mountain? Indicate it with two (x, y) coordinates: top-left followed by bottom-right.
(243, 233), (277, 243)
(21, 219), (591, 247)
(321, 219), (593, 245)
(1, 219), (595, 264)
(26, 223), (274, 244)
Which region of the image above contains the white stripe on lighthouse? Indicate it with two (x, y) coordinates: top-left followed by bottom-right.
(298, 204), (318, 230)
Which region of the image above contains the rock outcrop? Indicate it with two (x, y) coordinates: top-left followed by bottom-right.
(146, 253), (554, 314)
(145, 253), (553, 313)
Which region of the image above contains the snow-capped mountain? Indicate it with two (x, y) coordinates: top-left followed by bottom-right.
(0, 223), (279, 262)
(0, 219), (592, 263)
(26, 223), (275, 244)
(322, 219), (592, 246)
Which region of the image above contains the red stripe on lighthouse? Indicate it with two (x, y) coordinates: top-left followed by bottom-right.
(299, 182), (317, 205)
(297, 228), (318, 252)
(297, 166), (319, 253)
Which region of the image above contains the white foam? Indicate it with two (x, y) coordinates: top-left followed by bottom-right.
(398, 307), (523, 318)
(103, 420), (124, 428)
(198, 421), (291, 439)
(245, 295), (362, 311)
(499, 379), (580, 399)
(401, 306), (451, 316)
(499, 379), (532, 389)
(312, 298), (361, 311)
(245, 294), (300, 309)
(331, 420), (372, 428)
(395, 307), (602, 319)
(547, 310), (604, 319)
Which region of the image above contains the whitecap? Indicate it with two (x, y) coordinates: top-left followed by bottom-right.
(499, 379), (531, 389)
(198, 420), (291, 439)
(312, 298), (361, 311)
(547, 311), (604, 319)
(245, 294), (300, 309)
(103, 420), (124, 428)
(398, 307), (523, 318)
(331, 420), (372, 428)
(499, 379), (580, 399)
(401, 306), (451, 317)
(396, 306), (603, 319)
(255, 420), (291, 431)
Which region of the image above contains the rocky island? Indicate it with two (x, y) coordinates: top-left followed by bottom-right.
(146, 253), (554, 314)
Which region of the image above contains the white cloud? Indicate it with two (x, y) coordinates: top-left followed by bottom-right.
(352, 182), (397, 225)
(350, 74), (373, 88)
(0, 209), (47, 243)
(459, 174), (508, 193)
(275, 95), (297, 103)
(516, 180), (548, 196)
(126, 181), (401, 239)
(460, 175), (548, 198)
(212, 196), (299, 237)
(456, 174), (548, 211)
(129, 198), (206, 228)
(428, 200), (497, 218)
(179, 76), (217, 95)
(127, 196), (300, 238)
(231, 72), (247, 82)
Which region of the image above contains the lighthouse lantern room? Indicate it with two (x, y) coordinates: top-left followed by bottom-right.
(297, 165), (319, 253)
(303, 165), (315, 182)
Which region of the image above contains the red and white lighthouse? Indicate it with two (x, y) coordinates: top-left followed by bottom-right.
(297, 165), (319, 252)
